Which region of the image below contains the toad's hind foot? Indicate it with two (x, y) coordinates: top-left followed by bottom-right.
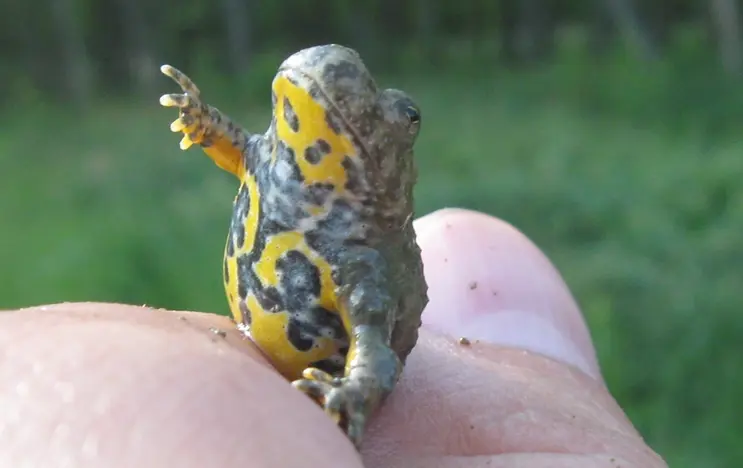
(292, 367), (372, 449)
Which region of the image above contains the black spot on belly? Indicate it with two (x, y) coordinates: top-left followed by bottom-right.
(236, 254), (255, 299)
(234, 225), (245, 250)
(266, 142), (311, 227)
(277, 250), (322, 311)
(325, 110), (343, 134)
(244, 136), (262, 174)
(223, 259), (230, 283)
(266, 137), (276, 158)
(287, 306), (347, 361)
(226, 230), (235, 257)
(283, 96), (299, 132)
(305, 182), (335, 205)
(231, 184), (251, 249)
(316, 139), (331, 153)
(235, 251), (286, 313)
(261, 217), (291, 237)
(307, 306), (344, 333)
(304, 146), (321, 165)
(274, 140), (304, 183)
(236, 277), (248, 299)
(342, 156), (363, 194)
(236, 276), (248, 299)
(304, 138), (332, 164)
(257, 285), (283, 313)
(239, 300), (251, 325)
(287, 318), (315, 351)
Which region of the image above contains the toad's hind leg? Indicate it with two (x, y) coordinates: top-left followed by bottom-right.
(292, 247), (403, 449)
(159, 64), (251, 178)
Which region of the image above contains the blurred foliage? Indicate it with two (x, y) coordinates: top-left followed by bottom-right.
(1, 1), (743, 467)
(0, 0), (719, 104)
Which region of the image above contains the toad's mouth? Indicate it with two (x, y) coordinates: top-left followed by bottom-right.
(276, 65), (373, 162)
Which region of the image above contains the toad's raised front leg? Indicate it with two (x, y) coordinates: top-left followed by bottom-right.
(159, 64), (251, 178)
(292, 247), (403, 449)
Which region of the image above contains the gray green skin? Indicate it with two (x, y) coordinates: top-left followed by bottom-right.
(160, 44), (429, 449)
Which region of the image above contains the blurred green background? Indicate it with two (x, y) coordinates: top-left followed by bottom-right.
(1, 0), (741, 465)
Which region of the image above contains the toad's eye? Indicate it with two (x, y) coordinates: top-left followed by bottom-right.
(405, 106), (421, 126)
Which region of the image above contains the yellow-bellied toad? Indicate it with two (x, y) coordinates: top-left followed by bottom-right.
(159, 44), (428, 449)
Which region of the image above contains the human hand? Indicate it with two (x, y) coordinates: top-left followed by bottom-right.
(0, 209), (667, 467)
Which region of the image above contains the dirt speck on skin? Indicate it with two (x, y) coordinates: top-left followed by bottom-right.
(209, 327), (227, 339)
(459, 337), (471, 346)
(468, 281), (478, 290)
(179, 316), (188, 321)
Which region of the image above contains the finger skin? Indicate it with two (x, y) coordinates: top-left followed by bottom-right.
(366, 208), (664, 467)
(0, 304), (666, 468)
(414, 208), (601, 380)
(0, 209), (668, 467)
(0, 304), (363, 468)
(361, 334), (666, 467)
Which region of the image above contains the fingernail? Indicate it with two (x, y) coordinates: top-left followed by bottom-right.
(415, 209), (602, 379)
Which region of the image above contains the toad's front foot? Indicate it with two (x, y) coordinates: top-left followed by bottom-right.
(159, 65), (213, 150)
(292, 368), (377, 449)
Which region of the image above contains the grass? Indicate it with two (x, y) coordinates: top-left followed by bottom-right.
(1, 42), (741, 467)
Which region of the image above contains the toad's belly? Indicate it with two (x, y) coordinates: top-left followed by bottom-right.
(222, 230), (349, 379)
